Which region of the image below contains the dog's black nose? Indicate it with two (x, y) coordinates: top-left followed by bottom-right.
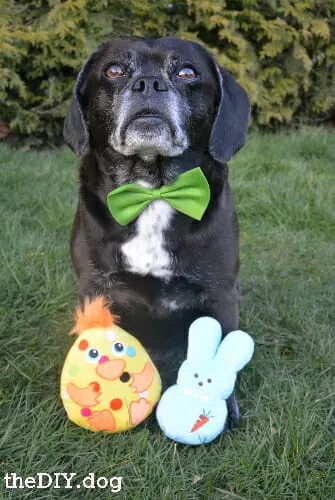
(132, 76), (168, 96)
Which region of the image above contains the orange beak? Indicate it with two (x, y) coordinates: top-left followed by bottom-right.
(96, 359), (126, 380)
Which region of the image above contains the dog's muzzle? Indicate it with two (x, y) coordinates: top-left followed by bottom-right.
(122, 110), (176, 142)
(110, 75), (189, 160)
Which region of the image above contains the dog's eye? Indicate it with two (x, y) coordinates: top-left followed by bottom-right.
(104, 64), (125, 79)
(178, 67), (197, 80)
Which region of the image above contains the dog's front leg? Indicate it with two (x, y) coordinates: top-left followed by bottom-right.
(203, 283), (240, 429)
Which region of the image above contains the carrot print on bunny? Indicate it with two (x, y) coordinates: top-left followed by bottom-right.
(156, 317), (254, 445)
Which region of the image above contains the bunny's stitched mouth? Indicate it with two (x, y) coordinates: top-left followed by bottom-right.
(183, 387), (208, 402)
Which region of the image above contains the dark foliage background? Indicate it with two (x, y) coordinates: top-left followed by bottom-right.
(0, 0), (334, 146)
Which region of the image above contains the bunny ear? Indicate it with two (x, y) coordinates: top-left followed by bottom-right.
(187, 317), (222, 361)
(215, 330), (254, 372)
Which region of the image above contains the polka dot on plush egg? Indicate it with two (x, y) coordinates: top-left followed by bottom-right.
(69, 365), (80, 377)
(110, 398), (123, 410)
(79, 339), (89, 351)
(90, 381), (100, 392)
(126, 346), (136, 357)
(106, 330), (116, 341)
(81, 408), (92, 417)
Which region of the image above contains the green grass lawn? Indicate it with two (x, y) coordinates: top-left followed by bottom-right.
(0, 128), (334, 499)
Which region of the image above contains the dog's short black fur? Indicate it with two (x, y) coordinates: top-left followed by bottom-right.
(64, 36), (250, 425)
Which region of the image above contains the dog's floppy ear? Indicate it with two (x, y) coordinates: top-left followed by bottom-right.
(209, 65), (250, 163)
(63, 53), (97, 156)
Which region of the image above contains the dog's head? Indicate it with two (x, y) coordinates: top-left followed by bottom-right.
(64, 37), (250, 164)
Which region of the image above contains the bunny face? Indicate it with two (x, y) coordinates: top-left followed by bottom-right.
(177, 360), (237, 402)
(176, 317), (255, 402)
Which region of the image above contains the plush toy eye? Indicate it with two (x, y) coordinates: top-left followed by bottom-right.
(178, 67), (197, 80)
(104, 64), (125, 79)
(86, 348), (100, 364)
(207, 378), (212, 383)
(112, 341), (125, 356)
(194, 373), (199, 378)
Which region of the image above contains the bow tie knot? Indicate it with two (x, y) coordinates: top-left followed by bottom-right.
(107, 167), (210, 226)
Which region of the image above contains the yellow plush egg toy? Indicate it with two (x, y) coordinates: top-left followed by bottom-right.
(61, 297), (161, 432)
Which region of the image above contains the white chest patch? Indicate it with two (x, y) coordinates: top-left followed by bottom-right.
(121, 199), (174, 280)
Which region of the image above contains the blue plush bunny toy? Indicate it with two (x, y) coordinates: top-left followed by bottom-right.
(156, 317), (254, 445)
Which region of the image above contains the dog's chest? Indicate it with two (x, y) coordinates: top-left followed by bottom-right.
(121, 200), (174, 280)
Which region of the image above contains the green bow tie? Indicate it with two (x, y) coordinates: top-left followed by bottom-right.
(107, 167), (210, 226)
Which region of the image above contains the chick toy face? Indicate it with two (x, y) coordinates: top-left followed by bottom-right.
(61, 298), (161, 432)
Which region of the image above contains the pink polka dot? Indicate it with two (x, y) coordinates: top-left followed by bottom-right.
(81, 408), (92, 417)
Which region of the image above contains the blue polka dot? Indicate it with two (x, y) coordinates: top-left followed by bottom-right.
(126, 346), (136, 357)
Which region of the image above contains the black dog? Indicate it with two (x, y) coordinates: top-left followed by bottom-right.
(64, 36), (250, 425)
